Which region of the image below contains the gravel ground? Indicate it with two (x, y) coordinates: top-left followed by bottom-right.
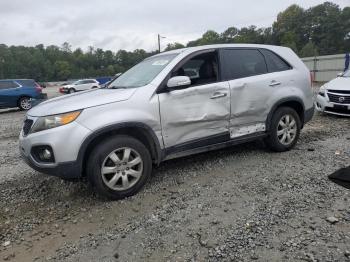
(1, 87), (350, 261)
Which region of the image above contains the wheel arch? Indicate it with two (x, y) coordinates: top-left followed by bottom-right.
(266, 97), (305, 131)
(78, 122), (162, 177)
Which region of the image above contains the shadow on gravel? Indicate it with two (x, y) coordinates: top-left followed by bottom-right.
(329, 166), (350, 189)
(153, 140), (265, 175)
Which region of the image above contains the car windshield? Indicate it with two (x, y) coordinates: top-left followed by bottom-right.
(107, 54), (178, 89)
(342, 69), (350, 77)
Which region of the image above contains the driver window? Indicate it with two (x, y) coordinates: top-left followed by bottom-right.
(172, 52), (219, 86)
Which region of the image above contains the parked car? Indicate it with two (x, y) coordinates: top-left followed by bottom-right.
(20, 44), (314, 199)
(95, 76), (113, 85)
(59, 79), (100, 94)
(315, 69), (350, 116)
(0, 79), (46, 110)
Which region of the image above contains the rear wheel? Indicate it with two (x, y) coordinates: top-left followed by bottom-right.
(68, 88), (76, 94)
(87, 135), (152, 200)
(18, 97), (32, 110)
(265, 107), (301, 152)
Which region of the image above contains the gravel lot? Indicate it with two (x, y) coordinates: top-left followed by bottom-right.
(0, 86), (350, 261)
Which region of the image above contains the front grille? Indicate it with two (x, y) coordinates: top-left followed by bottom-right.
(327, 90), (350, 94)
(325, 106), (350, 115)
(23, 119), (33, 136)
(327, 92), (350, 104)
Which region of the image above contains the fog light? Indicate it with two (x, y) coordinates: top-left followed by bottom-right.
(41, 149), (52, 160)
(31, 146), (55, 163)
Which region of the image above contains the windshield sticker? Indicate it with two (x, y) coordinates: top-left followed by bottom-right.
(152, 60), (169, 66)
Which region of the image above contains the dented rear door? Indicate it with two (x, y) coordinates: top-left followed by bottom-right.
(220, 48), (273, 138)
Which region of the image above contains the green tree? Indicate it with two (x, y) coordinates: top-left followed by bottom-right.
(54, 61), (71, 80)
(306, 2), (343, 55)
(280, 32), (298, 53)
(300, 42), (319, 57)
(221, 27), (239, 43)
(164, 42), (185, 51)
(272, 4), (307, 52)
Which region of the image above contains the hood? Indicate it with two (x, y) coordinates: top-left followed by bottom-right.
(28, 88), (137, 117)
(325, 77), (350, 91)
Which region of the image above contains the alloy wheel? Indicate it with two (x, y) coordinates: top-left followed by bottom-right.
(20, 98), (32, 110)
(277, 114), (297, 145)
(101, 147), (143, 191)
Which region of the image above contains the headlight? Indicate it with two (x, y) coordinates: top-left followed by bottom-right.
(31, 110), (81, 133)
(318, 85), (326, 96)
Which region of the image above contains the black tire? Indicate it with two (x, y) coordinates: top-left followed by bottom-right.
(87, 135), (152, 200)
(92, 86), (98, 89)
(18, 96), (32, 111)
(265, 107), (301, 152)
(68, 88), (75, 94)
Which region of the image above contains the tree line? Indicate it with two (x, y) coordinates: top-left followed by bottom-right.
(0, 1), (349, 82)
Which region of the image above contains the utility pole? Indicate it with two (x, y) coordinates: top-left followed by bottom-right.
(157, 34), (166, 53)
(158, 34), (160, 53)
(0, 58), (4, 79)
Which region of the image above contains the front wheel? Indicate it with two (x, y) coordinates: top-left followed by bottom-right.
(265, 107), (301, 152)
(18, 97), (32, 110)
(87, 135), (152, 200)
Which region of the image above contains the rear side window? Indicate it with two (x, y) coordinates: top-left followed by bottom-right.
(0, 81), (19, 89)
(17, 79), (36, 87)
(259, 49), (291, 73)
(81, 80), (94, 84)
(220, 49), (267, 80)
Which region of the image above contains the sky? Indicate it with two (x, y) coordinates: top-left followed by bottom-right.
(0, 0), (349, 52)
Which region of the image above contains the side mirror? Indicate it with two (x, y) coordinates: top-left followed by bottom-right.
(337, 72), (343, 77)
(166, 76), (191, 90)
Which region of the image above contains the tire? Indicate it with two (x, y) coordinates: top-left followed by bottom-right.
(87, 135), (152, 200)
(68, 88), (76, 94)
(18, 96), (32, 111)
(92, 86), (98, 89)
(265, 107), (301, 152)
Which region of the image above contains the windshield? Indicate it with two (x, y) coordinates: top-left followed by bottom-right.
(108, 54), (178, 89)
(342, 69), (350, 77)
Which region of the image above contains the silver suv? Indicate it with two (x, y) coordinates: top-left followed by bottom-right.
(19, 44), (314, 199)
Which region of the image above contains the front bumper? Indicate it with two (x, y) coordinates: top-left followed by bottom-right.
(315, 94), (350, 116)
(19, 119), (92, 179)
(20, 152), (81, 179)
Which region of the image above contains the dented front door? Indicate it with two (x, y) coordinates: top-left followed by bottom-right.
(158, 82), (230, 148)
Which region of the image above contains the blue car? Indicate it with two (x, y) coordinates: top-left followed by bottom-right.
(0, 79), (47, 110)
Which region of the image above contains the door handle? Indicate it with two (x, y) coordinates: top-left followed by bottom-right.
(269, 81), (281, 87)
(210, 92), (227, 99)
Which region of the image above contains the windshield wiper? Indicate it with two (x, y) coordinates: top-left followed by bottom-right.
(108, 86), (130, 89)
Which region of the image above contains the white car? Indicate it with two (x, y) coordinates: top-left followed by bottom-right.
(59, 79), (100, 94)
(315, 69), (350, 116)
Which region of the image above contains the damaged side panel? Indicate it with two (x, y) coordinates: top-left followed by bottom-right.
(158, 82), (231, 148)
(230, 123), (266, 139)
(228, 73), (289, 138)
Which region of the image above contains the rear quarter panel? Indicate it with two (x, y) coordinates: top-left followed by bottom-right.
(268, 46), (314, 111)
